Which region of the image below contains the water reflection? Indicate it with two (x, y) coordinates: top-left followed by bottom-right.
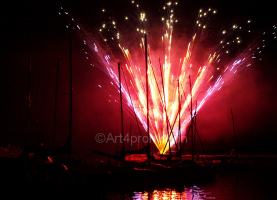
(105, 166), (277, 199)
(132, 185), (214, 200)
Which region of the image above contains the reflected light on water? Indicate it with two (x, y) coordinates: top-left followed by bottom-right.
(133, 185), (214, 200)
(106, 169), (277, 199)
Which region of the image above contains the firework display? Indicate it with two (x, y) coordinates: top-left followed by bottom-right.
(59, 1), (275, 154)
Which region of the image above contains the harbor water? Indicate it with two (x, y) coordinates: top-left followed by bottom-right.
(105, 167), (277, 199)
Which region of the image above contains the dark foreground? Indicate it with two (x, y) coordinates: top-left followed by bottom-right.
(0, 155), (277, 199)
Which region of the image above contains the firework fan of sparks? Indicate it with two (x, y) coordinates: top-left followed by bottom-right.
(59, 1), (275, 154)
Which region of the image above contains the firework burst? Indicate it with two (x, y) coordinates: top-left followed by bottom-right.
(59, 1), (273, 154)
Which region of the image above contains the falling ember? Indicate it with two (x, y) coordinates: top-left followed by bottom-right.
(61, 3), (265, 154)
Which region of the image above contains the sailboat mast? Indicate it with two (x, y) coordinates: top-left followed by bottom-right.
(178, 79), (181, 157)
(194, 100), (198, 153)
(68, 25), (72, 152)
(26, 18), (32, 150)
(231, 108), (237, 153)
(53, 57), (60, 148)
(129, 123), (132, 151)
(189, 75), (194, 161)
(27, 43), (31, 149)
(118, 63), (125, 164)
(145, 34), (150, 158)
(159, 59), (171, 155)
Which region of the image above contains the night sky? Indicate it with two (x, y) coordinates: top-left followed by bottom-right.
(1, 0), (277, 162)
